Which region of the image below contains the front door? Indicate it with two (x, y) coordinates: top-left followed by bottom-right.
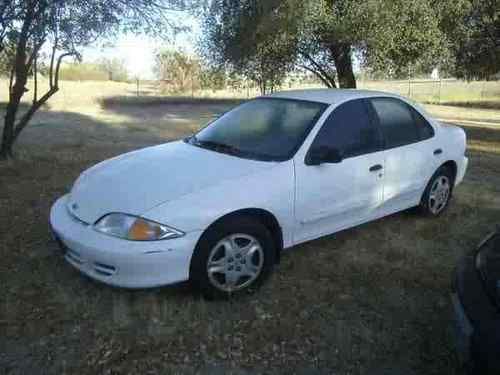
(294, 99), (385, 244)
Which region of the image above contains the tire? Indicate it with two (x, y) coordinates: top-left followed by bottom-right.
(420, 166), (455, 217)
(189, 216), (276, 299)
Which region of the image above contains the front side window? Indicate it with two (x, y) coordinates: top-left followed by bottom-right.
(188, 98), (327, 161)
(310, 99), (382, 159)
(369, 97), (421, 149)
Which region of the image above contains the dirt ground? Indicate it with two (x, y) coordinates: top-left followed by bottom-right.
(1, 92), (500, 374)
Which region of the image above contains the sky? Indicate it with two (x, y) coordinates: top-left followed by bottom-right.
(80, 13), (201, 80)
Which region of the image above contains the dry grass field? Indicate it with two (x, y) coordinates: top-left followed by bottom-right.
(1, 80), (499, 374)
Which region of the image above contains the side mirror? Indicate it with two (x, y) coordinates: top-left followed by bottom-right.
(306, 146), (343, 166)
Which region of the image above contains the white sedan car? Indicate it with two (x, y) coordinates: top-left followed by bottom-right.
(50, 89), (468, 298)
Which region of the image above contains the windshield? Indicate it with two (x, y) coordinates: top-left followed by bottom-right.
(186, 98), (327, 161)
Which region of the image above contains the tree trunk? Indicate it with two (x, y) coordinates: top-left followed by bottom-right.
(0, 5), (33, 160)
(329, 43), (356, 89)
(0, 129), (13, 159)
(1, 68), (28, 159)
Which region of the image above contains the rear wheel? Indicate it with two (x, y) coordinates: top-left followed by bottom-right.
(420, 166), (454, 216)
(190, 217), (276, 299)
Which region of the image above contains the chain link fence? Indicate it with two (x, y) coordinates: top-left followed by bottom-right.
(358, 79), (500, 106)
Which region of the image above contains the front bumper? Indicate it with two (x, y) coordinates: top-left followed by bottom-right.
(50, 195), (202, 288)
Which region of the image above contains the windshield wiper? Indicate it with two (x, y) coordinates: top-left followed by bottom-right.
(186, 135), (279, 162)
(188, 136), (242, 156)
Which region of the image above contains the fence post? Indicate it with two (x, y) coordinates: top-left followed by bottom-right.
(407, 65), (411, 98)
(438, 78), (442, 104)
(136, 78), (139, 96)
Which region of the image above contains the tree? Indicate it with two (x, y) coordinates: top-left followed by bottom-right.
(200, 0), (299, 94)
(199, 66), (226, 91)
(446, 0), (499, 80)
(359, 0), (448, 78)
(0, 0), (196, 160)
(201, 0), (455, 89)
(97, 57), (129, 82)
(154, 49), (201, 93)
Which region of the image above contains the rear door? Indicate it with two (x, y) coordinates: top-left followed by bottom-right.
(294, 99), (385, 243)
(367, 97), (437, 212)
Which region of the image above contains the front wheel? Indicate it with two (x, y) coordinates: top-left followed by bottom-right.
(189, 217), (276, 299)
(420, 166), (454, 217)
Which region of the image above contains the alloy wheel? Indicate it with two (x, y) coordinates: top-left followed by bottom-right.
(428, 175), (451, 215)
(206, 233), (264, 292)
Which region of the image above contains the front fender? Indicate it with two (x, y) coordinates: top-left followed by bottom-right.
(141, 161), (295, 248)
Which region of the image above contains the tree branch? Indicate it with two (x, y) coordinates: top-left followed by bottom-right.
(298, 64), (335, 88)
(49, 36), (58, 88)
(26, 36), (46, 69)
(299, 50), (337, 88)
(12, 51), (76, 142)
(33, 54), (37, 104)
(54, 51), (75, 88)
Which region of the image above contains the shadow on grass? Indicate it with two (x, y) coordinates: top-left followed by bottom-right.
(0, 101), (50, 113)
(0, 103), (208, 153)
(0, 108), (157, 148)
(95, 95), (244, 128)
(454, 123), (500, 143)
(98, 95), (245, 108)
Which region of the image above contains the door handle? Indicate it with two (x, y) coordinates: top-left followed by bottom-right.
(369, 164), (383, 172)
(434, 148), (443, 155)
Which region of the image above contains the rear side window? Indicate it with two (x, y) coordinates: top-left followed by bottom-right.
(410, 107), (435, 140)
(370, 98), (420, 149)
(311, 99), (382, 158)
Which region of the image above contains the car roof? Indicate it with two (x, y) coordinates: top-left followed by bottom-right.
(266, 88), (402, 105)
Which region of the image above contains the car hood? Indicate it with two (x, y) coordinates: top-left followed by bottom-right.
(67, 140), (275, 224)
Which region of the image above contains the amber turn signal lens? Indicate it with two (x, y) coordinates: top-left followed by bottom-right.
(128, 218), (157, 241)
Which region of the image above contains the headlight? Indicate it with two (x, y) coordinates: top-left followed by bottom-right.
(94, 213), (184, 241)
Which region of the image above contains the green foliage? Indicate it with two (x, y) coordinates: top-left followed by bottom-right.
(0, 40), (15, 77)
(200, 0), (300, 93)
(202, 0), (451, 88)
(199, 67), (226, 91)
(200, 0), (494, 87)
(451, 0), (499, 80)
(359, 0), (449, 77)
